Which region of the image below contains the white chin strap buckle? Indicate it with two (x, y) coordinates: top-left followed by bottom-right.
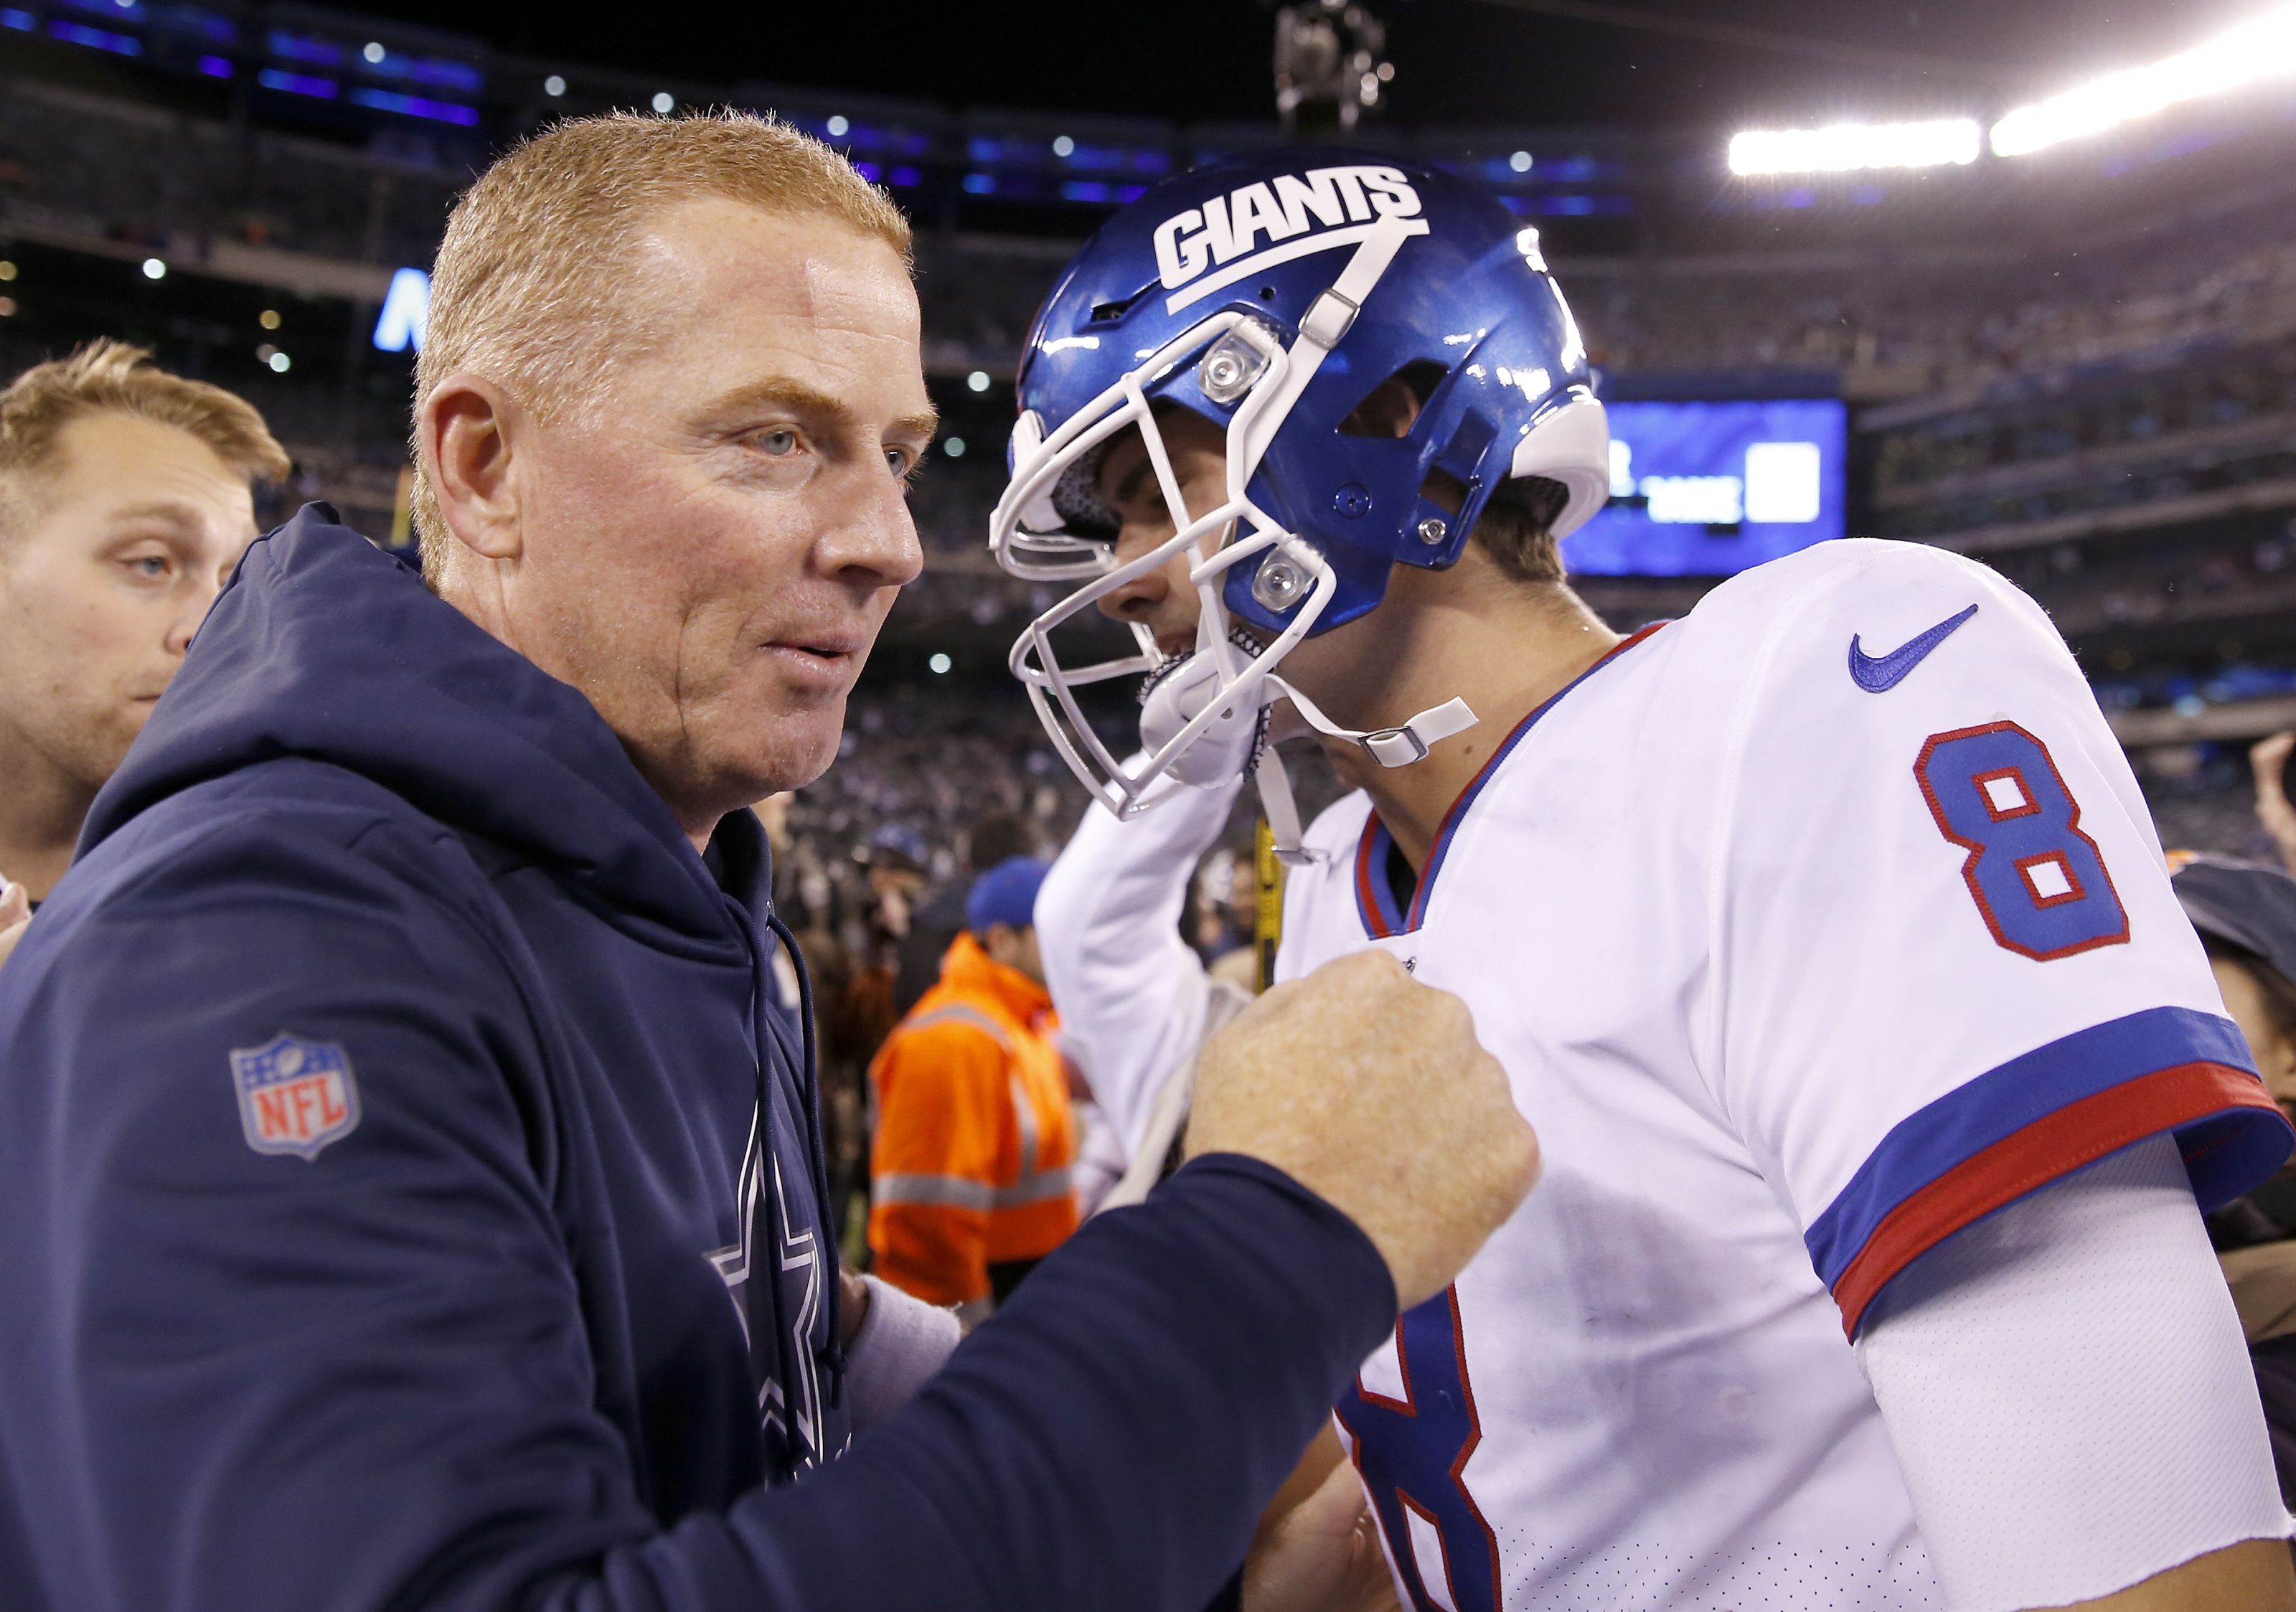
(1359, 698), (1478, 767)
(1277, 684), (1479, 769)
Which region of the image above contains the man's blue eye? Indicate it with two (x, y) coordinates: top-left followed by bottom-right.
(757, 430), (798, 456)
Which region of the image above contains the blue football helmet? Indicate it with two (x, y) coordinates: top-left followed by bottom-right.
(990, 149), (1611, 852)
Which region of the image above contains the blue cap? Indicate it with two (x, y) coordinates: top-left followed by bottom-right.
(966, 856), (1053, 934)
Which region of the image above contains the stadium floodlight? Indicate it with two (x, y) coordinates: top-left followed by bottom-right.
(1990, 4), (2296, 157)
(1728, 118), (1980, 176)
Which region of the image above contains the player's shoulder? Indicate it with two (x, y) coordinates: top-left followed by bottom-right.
(1668, 539), (2061, 683)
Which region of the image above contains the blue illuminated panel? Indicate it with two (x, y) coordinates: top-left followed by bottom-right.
(49, 19), (140, 53)
(1563, 398), (1848, 578)
(258, 67), (337, 98)
(348, 87), (477, 125)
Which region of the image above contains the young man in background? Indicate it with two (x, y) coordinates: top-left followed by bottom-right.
(0, 339), (288, 965)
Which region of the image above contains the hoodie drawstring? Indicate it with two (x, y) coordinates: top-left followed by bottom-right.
(767, 910), (847, 1405)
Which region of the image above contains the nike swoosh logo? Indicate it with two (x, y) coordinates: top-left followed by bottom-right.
(1848, 603), (1978, 693)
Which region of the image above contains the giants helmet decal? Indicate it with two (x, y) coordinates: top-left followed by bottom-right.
(990, 149), (1612, 854)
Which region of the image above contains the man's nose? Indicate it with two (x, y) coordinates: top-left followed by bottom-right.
(165, 583), (225, 657)
(820, 469), (926, 590)
(1093, 519), (1175, 624)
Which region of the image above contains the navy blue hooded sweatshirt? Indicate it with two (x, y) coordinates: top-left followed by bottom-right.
(0, 506), (1396, 1611)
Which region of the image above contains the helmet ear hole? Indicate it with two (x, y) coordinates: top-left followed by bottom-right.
(1418, 466), (1469, 516)
(1337, 359), (1451, 440)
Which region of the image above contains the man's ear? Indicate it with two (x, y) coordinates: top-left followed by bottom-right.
(419, 373), (527, 565)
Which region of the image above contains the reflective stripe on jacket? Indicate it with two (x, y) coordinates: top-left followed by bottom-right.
(867, 932), (1078, 1305)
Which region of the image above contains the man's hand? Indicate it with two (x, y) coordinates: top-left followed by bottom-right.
(1186, 948), (1539, 1310)
(0, 881), (28, 973)
(2064, 1537), (2296, 1609)
(2252, 732), (2296, 877)
(838, 1268), (872, 1349)
(1243, 1458), (1400, 1612)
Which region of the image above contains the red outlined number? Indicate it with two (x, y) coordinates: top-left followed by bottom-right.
(1334, 1286), (1502, 1612)
(1914, 721), (2129, 961)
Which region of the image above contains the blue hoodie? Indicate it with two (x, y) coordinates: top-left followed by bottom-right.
(0, 506), (1396, 1611)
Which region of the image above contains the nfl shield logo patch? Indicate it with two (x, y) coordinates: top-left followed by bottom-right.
(230, 1033), (360, 1161)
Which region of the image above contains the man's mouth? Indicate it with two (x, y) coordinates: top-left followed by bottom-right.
(767, 631), (867, 669)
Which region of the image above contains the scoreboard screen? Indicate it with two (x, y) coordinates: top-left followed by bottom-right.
(1561, 398), (1848, 578)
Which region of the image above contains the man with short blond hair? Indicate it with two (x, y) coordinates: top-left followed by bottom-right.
(0, 339), (287, 951)
(407, 108), (911, 582)
(0, 112), (1538, 1612)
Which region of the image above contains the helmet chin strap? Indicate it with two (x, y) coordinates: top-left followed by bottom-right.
(1269, 679), (1479, 769)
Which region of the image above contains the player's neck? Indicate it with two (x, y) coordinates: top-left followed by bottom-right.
(1317, 570), (1620, 875)
(0, 726), (93, 900)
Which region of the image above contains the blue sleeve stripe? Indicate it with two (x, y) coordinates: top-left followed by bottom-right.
(1804, 1005), (2267, 1291)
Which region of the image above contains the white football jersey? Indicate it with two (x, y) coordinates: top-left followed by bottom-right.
(1276, 539), (2287, 1611)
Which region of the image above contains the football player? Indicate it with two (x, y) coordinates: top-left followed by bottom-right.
(994, 152), (2296, 1610)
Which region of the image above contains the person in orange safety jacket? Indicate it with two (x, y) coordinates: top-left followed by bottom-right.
(868, 855), (1078, 1318)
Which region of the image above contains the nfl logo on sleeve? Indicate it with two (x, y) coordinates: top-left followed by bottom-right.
(230, 1033), (361, 1161)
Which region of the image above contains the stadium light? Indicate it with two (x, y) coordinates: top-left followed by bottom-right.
(1990, 4), (2296, 156)
(1728, 118), (1980, 176)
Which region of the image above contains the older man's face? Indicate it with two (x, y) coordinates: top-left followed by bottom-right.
(502, 197), (931, 833)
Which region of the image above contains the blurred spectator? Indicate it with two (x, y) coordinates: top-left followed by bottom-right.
(894, 809), (1037, 1017)
(2252, 732), (2296, 877)
(867, 856), (1077, 1321)
(1194, 844), (1262, 993)
(0, 339), (287, 955)
(817, 821), (933, 1240)
(2173, 854), (2296, 1507)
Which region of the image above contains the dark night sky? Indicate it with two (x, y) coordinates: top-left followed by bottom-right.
(344, 0), (2259, 133)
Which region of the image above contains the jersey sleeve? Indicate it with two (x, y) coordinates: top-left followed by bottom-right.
(1035, 768), (1241, 1160)
(1708, 542), (2292, 1338)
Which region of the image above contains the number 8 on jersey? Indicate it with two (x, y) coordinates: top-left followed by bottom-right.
(1914, 720), (2129, 961)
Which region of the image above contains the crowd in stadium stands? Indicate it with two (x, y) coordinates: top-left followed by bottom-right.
(6, 69), (2296, 399)
(1578, 222), (2296, 390)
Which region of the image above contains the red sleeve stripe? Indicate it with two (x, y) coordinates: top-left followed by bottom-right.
(1830, 1060), (2280, 1338)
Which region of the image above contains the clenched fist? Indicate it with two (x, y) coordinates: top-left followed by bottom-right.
(1187, 948), (1539, 1310)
